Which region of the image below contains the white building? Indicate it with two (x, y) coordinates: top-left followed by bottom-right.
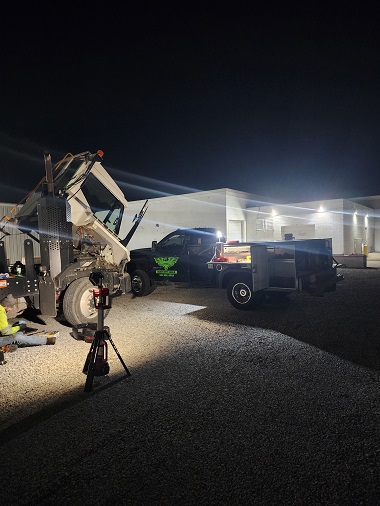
(120, 188), (267, 248)
(124, 189), (380, 255)
(1, 189), (379, 266)
(246, 198), (377, 254)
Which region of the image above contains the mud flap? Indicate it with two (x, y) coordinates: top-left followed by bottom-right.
(39, 276), (57, 316)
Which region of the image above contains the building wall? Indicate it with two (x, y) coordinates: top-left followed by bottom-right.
(342, 201), (371, 254)
(120, 189), (230, 250)
(245, 199), (374, 254)
(225, 190), (252, 242)
(2, 190), (379, 265)
(374, 208), (380, 252)
(0, 203), (40, 267)
(123, 191), (377, 256)
(246, 205), (275, 242)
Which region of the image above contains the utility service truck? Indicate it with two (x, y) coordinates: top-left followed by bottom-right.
(127, 227), (225, 296)
(207, 238), (343, 310)
(0, 150), (147, 326)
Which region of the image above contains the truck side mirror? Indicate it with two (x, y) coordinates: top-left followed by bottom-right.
(152, 240), (157, 251)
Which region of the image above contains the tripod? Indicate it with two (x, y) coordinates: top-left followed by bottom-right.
(83, 272), (131, 392)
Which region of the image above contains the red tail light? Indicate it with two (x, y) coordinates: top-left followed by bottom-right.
(211, 257), (229, 262)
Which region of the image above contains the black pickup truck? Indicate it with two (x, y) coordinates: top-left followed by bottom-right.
(126, 227), (224, 296)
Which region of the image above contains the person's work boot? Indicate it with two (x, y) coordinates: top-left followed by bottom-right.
(1, 344), (18, 353)
(46, 336), (56, 345)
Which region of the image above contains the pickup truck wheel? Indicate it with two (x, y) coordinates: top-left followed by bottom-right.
(63, 278), (109, 326)
(226, 276), (264, 310)
(131, 270), (153, 296)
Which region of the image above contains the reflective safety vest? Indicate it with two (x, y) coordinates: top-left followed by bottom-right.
(0, 305), (19, 336)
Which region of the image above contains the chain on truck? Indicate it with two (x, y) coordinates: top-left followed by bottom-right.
(207, 238), (344, 310)
(0, 150), (147, 326)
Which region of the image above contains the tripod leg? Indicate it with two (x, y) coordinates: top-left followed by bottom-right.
(83, 338), (96, 374)
(84, 332), (102, 392)
(107, 334), (131, 377)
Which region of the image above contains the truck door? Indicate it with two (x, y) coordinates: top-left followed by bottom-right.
(186, 232), (216, 283)
(151, 232), (191, 283)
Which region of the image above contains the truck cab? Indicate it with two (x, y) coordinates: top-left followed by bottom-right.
(0, 150), (145, 326)
(127, 227), (225, 295)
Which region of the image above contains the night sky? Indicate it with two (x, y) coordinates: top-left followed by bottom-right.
(1, 2), (379, 205)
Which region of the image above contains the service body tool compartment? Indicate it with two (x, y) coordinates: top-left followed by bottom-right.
(267, 243), (297, 290)
(209, 237), (343, 310)
(219, 243), (269, 292)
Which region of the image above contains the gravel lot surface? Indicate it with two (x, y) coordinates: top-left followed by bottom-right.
(1, 267), (380, 505)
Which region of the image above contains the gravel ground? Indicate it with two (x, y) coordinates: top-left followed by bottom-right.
(1, 267), (380, 505)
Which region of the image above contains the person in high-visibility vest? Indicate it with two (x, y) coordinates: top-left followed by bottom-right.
(0, 294), (56, 349)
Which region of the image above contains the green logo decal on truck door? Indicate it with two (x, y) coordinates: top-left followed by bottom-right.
(154, 257), (179, 277)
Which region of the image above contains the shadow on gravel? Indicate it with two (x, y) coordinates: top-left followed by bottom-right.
(150, 269), (380, 372)
(18, 307), (47, 325)
(0, 373), (131, 446)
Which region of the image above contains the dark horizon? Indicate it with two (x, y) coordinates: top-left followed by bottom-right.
(1, 3), (379, 205)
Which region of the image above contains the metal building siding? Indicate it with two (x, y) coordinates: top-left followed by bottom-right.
(0, 203), (40, 267)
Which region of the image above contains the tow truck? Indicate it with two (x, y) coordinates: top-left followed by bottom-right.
(207, 238), (343, 309)
(0, 150), (147, 326)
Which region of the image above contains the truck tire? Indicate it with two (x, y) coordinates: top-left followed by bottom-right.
(226, 276), (264, 310)
(131, 270), (154, 296)
(63, 278), (108, 326)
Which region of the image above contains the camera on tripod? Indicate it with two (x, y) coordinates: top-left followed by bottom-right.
(89, 272), (111, 310)
(80, 271), (131, 392)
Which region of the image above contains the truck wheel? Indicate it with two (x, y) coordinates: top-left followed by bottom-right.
(63, 278), (108, 326)
(131, 270), (153, 296)
(226, 276), (264, 310)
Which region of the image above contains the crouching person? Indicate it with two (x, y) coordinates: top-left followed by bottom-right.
(0, 294), (56, 347)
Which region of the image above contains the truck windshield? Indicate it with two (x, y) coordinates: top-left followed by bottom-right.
(80, 173), (124, 235)
(54, 156), (86, 193)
